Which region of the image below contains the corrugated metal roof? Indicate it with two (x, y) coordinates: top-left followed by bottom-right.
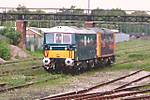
(27, 27), (42, 36)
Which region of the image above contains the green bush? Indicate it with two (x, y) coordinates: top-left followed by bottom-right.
(0, 41), (10, 60)
(0, 25), (19, 45)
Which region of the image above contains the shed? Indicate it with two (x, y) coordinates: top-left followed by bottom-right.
(26, 27), (43, 51)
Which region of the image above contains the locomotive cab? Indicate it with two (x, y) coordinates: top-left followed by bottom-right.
(43, 32), (76, 72)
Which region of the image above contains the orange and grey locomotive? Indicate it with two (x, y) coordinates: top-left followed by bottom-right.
(42, 26), (115, 73)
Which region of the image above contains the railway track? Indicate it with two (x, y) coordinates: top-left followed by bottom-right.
(40, 83), (150, 100)
(39, 69), (150, 100)
(0, 58), (42, 65)
(0, 65), (42, 77)
(0, 57), (43, 77)
(122, 95), (150, 100)
(0, 75), (60, 94)
(87, 89), (150, 100)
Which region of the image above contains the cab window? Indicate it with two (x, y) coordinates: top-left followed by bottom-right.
(45, 34), (54, 44)
(55, 34), (62, 43)
(63, 34), (71, 44)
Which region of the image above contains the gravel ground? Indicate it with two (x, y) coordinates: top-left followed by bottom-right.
(0, 70), (149, 100)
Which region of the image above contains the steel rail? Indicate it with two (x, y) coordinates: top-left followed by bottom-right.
(0, 65), (41, 77)
(87, 89), (150, 100)
(114, 74), (150, 90)
(40, 69), (143, 100)
(75, 83), (150, 100)
(122, 95), (150, 100)
(0, 58), (42, 65)
(0, 76), (59, 93)
(44, 83), (150, 100)
(80, 69), (144, 93)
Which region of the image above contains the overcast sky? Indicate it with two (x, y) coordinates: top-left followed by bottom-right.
(0, 0), (150, 10)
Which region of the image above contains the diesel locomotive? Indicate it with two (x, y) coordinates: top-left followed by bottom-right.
(42, 26), (115, 73)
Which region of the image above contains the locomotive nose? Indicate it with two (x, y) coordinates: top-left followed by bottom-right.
(65, 58), (74, 66)
(43, 58), (50, 65)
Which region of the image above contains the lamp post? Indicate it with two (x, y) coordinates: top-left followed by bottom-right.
(88, 0), (90, 14)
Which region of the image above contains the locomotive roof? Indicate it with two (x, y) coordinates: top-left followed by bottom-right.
(42, 26), (113, 34)
(90, 28), (114, 34)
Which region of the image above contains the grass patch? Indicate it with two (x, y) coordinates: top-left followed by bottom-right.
(30, 50), (43, 58)
(128, 53), (145, 61)
(114, 39), (150, 71)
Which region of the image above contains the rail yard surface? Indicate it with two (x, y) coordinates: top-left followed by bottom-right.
(0, 39), (150, 99)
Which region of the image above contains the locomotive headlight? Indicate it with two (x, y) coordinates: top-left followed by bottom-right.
(50, 47), (52, 50)
(43, 58), (50, 65)
(65, 47), (67, 50)
(65, 58), (74, 66)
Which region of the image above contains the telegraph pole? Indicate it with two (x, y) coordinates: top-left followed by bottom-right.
(85, 0), (94, 27)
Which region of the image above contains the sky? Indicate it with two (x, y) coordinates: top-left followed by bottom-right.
(0, 0), (150, 11)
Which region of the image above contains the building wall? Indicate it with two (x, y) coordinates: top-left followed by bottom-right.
(115, 33), (130, 43)
(26, 29), (43, 50)
(16, 20), (27, 49)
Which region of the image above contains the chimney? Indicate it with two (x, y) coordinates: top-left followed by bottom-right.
(16, 20), (27, 49)
(84, 21), (95, 28)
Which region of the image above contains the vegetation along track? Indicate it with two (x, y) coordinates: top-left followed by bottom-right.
(116, 44), (150, 53)
(0, 74), (61, 93)
(0, 58), (42, 65)
(40, 68), (150, 100)
(0, 65), (41, 77)
(0, 58), (43, 77)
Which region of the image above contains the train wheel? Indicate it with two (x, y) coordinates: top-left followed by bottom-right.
(81, 62), (88, 72)
(70, 65), (79, 75)
(87, 62), (92, 71)
(70, 65), (77, 75)
(101, 58), (107, 66)
(106, 57), (114, 66)
(91, 61), (95, 68)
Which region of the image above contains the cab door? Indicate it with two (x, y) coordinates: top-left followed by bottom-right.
(96, 32), (101, 57)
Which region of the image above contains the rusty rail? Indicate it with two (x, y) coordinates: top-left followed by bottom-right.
(0, 58), (42, 65)
(40, 69), (143, 100)
(122, 95), (150, 100)
(87, 89), (150, 100)
(0, 65), (41, 77)
(0, 76), (58, 93)
(114, 74), (150, 90)
(47, 83), (150, 100)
